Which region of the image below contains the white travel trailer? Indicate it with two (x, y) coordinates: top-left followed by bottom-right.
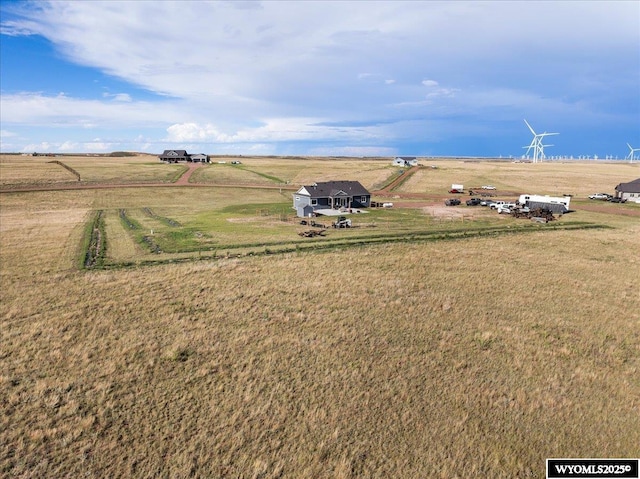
(518, 194), (571, 213)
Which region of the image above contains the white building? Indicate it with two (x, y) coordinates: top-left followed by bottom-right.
(392, 157), (418, 167)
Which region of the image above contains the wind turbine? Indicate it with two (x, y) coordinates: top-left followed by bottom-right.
(626, 143), (640, 163)
(523, 119), (558, 163)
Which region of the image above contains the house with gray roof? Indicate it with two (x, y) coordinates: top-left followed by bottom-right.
(615, 178), (640, 201)
(159, 150), (189, 162)
(159, 150), (210, 163)
(293, 181), (371, 217)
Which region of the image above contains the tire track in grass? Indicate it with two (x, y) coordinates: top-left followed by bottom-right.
(119, 208), (162, 254)
(142, 207), (181, 227)
(83, 210), (106, 269)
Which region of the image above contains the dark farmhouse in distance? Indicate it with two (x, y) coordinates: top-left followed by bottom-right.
(293, 180), (371, 217)
(159, 150), (210, 163)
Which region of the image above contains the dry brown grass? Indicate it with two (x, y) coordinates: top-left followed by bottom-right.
(0, 154), (184, 186)
(396, 160), (639, 197)
(1, 159), (639, 478)
(0, 157), (79, 186)
(192, 157), (396, 190)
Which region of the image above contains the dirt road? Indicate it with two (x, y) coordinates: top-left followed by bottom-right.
(174, 162), (202, 185)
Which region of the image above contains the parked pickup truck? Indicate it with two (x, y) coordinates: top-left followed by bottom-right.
(489, 201), (506, 209)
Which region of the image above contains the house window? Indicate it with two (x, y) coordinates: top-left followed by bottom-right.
(360, 196), (367, 203)
(295, 196), (300, 201)
(311, 199), (317, 206)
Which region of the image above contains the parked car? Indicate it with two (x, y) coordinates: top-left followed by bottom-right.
(466, 198), (482, 206)
(449, 189), (463, 194)
(480, 199), (494, 206)
(481, 185), (496, 190)
(444, 198), (461, 206)
(608, 197), (627, 203)
(497, 205), (512, 214)
(588, 193), (610, 200)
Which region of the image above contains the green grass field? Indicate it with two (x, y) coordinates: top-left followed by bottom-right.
(1, 156), (639, 478)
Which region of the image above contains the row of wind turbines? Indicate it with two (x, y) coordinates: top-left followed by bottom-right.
(522, 119), (639, 163)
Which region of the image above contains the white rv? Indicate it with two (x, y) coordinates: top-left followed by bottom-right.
(518, 194), (571, 213)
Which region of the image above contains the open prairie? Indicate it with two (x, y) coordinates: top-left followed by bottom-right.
(1, 155), (639, 478)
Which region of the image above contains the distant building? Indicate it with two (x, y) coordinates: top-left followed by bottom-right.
(159, 150), (189, 162)
(293, 181), (371, 217)
(615, 178), (640, 201)
(189, 153), (210, 163)
(158, 150), (210, 163)
(393, 156), (418, 167)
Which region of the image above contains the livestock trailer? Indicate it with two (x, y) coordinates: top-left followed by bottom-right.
(518, 194), (571, 213)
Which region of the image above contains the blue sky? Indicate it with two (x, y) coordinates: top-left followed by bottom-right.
(1, 0), (639, 158)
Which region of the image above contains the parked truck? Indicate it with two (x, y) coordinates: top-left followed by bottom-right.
(449, 184), (464, 193)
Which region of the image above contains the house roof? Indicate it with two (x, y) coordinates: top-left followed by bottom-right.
(298, 181), (370, 198)
(395, 156), (416, 160)
(615, 178), (640, 193)
(160, 150), (188, 156)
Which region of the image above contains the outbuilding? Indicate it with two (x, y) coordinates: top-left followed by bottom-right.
(189, 153), (210, 163)
(614, 178), (640, 201)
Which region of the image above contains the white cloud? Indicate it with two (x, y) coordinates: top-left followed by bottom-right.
(9, 1), (635, 108)
(1, 1), (638, 155)
(58, 141), (78, 152)
(426, 87), (459, 99)
(0, 92), (184, 127)
(307, 145), (397, 157)
(83, 141), (111, 152)
(14, 140), (112, 154)
(164, 118), (389, 145)
(60, 140), (110, 152)
(165, 123), (230, 142)
(22, 142), (52, 152)
(102, 92), (132, 102)
(0, 130), (17, 138)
